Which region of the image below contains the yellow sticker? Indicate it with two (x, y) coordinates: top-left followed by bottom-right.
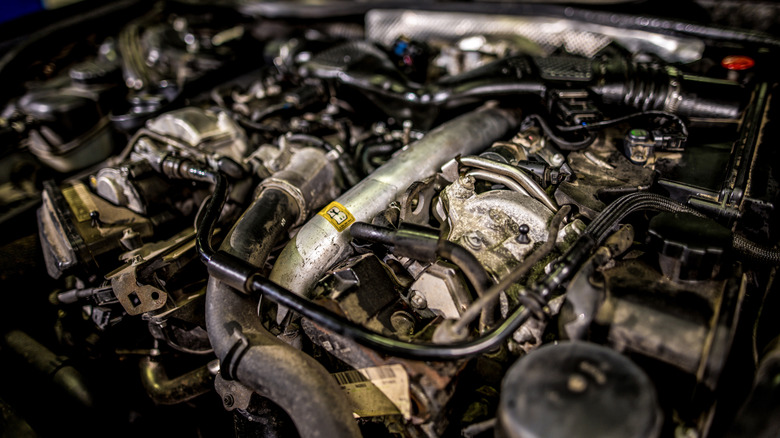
(62, 183), (98, 223)
(318, 201), (355, 232)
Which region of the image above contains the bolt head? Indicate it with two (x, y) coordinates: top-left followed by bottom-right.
(410, 291), (427, 310)
(464, 232), (483, 249)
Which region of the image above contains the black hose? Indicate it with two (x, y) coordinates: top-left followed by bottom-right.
(360, 143), (397, 175)
(349, 224), (494, 300)
(437, 240), (496, 329)
(195, 171), (228, 264)
(733, 235), (780, 265)
(249, 273), (533, 360)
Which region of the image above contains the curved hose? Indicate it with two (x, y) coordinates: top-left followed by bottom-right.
(205, 187), (361, 438)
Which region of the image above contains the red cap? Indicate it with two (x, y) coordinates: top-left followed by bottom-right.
(721, 55), (755, 71)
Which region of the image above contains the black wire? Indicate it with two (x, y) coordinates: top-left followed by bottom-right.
(556, 110), (689, 137)
(522, 114), (597, 151)
(248, 273), (533, 360)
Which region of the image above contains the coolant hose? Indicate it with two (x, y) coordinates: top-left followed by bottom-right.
(205, 188), (361, 438)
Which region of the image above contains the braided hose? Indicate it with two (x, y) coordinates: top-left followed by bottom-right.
(733, 235), (780, 265)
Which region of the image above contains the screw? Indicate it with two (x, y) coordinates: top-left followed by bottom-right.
(410, 291), (427, 310)
(551, 153), (564, 166)
(223, 394), (234, 407)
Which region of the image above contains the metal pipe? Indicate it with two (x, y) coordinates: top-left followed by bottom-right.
(466, 169), (530, 196)
(139, 357), (216, 405)
(269, 106), (519, 299)
(459, 155), (558, 211)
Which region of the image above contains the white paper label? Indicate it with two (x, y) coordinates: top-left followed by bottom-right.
(333, 364), (411, 419)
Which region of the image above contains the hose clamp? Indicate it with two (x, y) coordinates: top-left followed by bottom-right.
(259, 178), (308, 226)
(664, 67), (683, 114)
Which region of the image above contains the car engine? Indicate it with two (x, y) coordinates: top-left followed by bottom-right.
(1, 1), (779, 437)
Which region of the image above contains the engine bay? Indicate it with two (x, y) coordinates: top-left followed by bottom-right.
(1, 1), (779, 437)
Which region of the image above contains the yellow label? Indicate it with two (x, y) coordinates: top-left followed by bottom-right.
(318, 201), (355, 232)
(62, 183), (98, 223)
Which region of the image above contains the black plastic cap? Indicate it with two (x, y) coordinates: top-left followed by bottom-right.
(647, 212), (731, 281)
(497, 341), (661, 438)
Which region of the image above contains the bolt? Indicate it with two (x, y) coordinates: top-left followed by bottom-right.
(551, 153), (564, 166)
(410, 291), (427, 310)
(223, 394), (234, 407)
(464, 232), (483, 249)
(459, 174), (475, 190)
(390, 311), (415, 336)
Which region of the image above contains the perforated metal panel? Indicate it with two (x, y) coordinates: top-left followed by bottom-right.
(366, 10), (703, 63)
